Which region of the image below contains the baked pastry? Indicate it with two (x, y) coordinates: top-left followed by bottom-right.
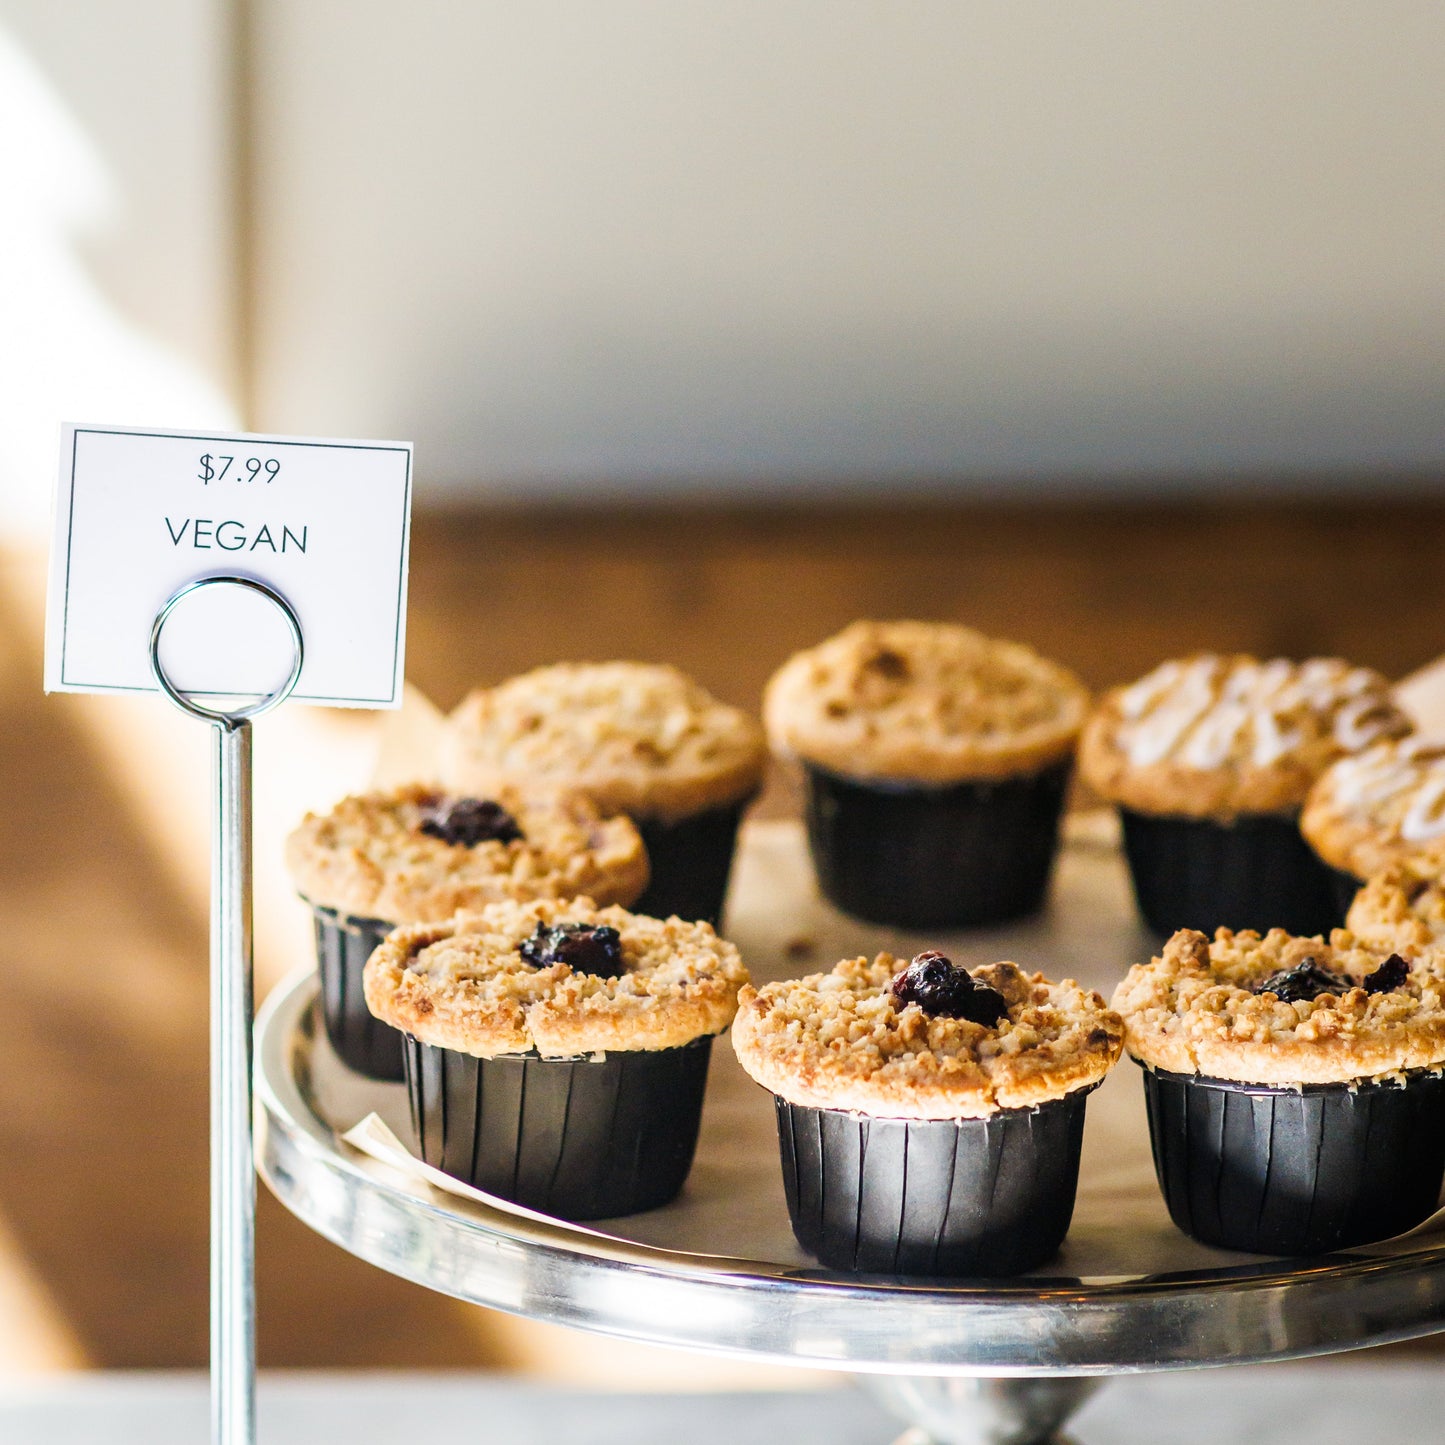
(443, 663), (766, 925)
(364, 897), (748, 1219)
(1080, 654), (1411, 937)
(1113, 926), (1445, 1253)
(1345, 853), (1445, 954)
(732, 949), (1122, 1274)
(763, 621), (1090, 927)
(285, 784), (648, 1079)
(1302, 738), (1445, 908)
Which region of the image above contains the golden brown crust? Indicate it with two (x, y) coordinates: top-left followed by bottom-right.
(1079, 655), (1411, 819)
(442, 662), (766, 823)
(730, 953), (1123, 1119)
(762, 621), (1089, 784)
(1302, 738), (1445, 878)
(362, 897), (748, 1058)
(1111, 927), (1445, 1084)
(285, 784), (649, 921)
(1345, 853), (1445, 953)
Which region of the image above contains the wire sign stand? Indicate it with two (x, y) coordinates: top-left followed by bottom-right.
(149, 575), (306, 1445)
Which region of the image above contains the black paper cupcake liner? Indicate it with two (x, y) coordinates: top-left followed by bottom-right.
(404, 1034), (714, 1220)
(308, 903), (406, 1081)
(801, 759), (1071, 929)
(774, 1086), (1095, 1276)
(1140, 1063), (1445, 1255)
(1328, 866), (1364, 918)
(631, 798), (753, 926)
(1118, 809), (1344, 939)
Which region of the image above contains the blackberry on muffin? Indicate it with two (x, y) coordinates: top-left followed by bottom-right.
(732, 949), (1122, 1274)
(364, 896), (748, 1219)
(443, 662), (766, 925)
(763, 621), (1090, 927)
(1080, 654), (1412, 937)
(285, 783), (648, 1079)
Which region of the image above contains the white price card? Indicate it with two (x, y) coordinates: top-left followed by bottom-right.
(45, 424), (413, 709)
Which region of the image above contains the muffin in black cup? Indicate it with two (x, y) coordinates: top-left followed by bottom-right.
(764, 621), (1090, 928)
(1303, 739), (1445, 915)
(1114, 926), (1445, 1255)
(286, 784), (649, 1080)
(1346, 854), (1445, 955)
(444, 662), (766, 926)
(364, 897), (748, 1220)
(1081, 655), (1413, 939)
(733, 949), (1123, 1275)
(1117, 809), (1340, 938)
(802, 759), (1073, 928)
(310, 906), (404, 1080)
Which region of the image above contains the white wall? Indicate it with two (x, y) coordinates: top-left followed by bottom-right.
(0, 0), (238, 537)
(248, 2), (1445, 497)
(3, 4), (1443, 509)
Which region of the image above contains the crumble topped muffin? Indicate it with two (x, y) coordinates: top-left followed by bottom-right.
(763, 620), (1089, 784)
(1080, 655), (1411, 818)
(1345, 853), (1445, 953)
(285, 783), (649, 921)
(1302, 738), (1445, 880)
(363, 896), (748, 1058)
(442, 662), (766, 823)
(731, 951), (1122, 1118)
(1112, 926), (1445, 1084)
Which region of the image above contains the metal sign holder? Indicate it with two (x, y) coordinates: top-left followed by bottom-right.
(149, 575), (305, 1445)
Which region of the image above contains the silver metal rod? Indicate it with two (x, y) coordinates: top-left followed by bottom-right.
(148, 575), (303, 1445)
(212, 717), (256, 1445)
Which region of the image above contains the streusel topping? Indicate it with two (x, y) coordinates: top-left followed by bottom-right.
(1302, 738), (1445, 879)
(763, 621), (1089, 784)
(1080, 655), (1410, 818)
(363, 896), (748, 1058)
(443, 662), (766, 822)
(731, 952), (1122, 1118)
(1345, 853), (1445, 954)
(1111, 927), (1445, 1084)
(286, 784), (649, 921)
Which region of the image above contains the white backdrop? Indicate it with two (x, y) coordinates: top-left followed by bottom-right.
(3, 2), (1445, 516)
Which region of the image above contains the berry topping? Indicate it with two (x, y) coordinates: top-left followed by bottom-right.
(520, 921), (625, 977)
(419, 796), (523, 848)
(1363, 953), (1411, 995)
(890, 950), (1008, 1026)
(1252, 957), (1352, 1004)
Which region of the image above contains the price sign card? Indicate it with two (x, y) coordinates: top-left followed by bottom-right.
(45, 424), (413, 709)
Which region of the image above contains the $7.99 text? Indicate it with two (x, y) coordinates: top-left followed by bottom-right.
(198, 453), (281, 484)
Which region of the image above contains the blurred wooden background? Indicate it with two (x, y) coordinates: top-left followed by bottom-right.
(2, 498), (1443, 1377)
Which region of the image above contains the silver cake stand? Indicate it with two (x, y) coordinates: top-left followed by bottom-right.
(255, 822), (1445, 1445)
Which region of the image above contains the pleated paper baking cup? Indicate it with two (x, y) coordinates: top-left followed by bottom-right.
(773, 1086), (1096, 1276)
(404, 1035), (714, 1221)
(800, 759), (1071, 929)
(1328, 866), (1364, 918)
(1118, 809), (1343, 939)
(1140, 1063), (1445, 1255)
(632, 798), (753, 926)
(309, 904), (406, 1081)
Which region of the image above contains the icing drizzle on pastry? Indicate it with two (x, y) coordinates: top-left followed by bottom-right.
(1326, 739), (1445, 842)
(1115, 656), (1400, 771)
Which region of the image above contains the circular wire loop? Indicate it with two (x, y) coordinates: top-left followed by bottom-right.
(149, 575), (304, 726)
